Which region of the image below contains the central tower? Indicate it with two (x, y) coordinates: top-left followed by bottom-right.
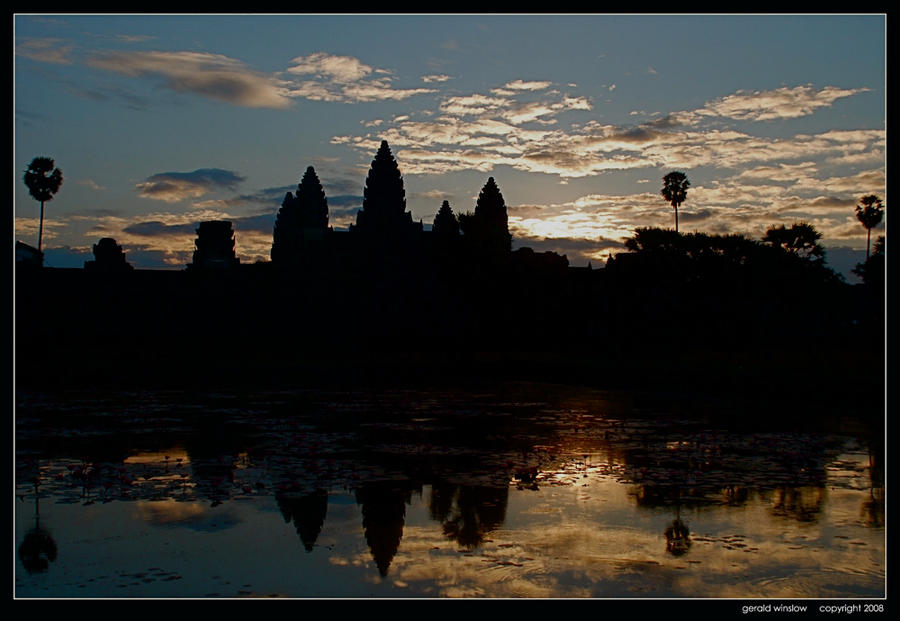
(350, 140), (422, 241)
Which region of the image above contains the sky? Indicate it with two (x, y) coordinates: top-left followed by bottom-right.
(13, 14), (886, 278)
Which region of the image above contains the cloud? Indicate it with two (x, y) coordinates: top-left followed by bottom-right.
(87, 50), (294, 108)
(501, 79), (553, 91)
(343, 100), (882, 184)
(423, 74), (453, 83)
(737, 162), (819, 182)
(327, 78), (880, 266)
(339, 80), (435, 102)
(286, 51), (374, 83)
(16, 38), (74, 64)
(114, 34), (156, 43)
(123, 220), (197, 236)
(135, 168), (246, 203)
(283, 52), (436, 103)
(114, 210), (275, 264)
(69, 83), (149, 110)
(410, 189), (450, 201)
(440, 94), (511, 116)
(697, 85), (870, 122)
(192, 184), (296, 211)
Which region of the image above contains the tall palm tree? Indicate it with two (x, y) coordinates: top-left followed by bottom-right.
(855, 195), (884, 259)
(661, 171), (690, 233)
(23, 157), (63, 253)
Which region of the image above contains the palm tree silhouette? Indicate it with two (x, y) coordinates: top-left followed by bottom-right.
(855, 195), (884, 260)
(661, 172), (690, 233)
(23, 157), (63, 253)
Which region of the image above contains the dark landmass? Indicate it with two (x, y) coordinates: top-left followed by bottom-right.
(14, 144), (885, 429)
(15, 243), (884, 431)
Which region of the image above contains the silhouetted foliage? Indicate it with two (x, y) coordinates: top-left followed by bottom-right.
(661, 171), (689, 233)
(458, 177), (511, 254)
(190, 221), (240, 270)
(853, 235), (884, 287)
(351, 140), (421, 239)
(84, 238), (134, 272)
(434, 484), (508, 549)
(622, 227), (765, 269)
(608, 224), (847, 353)
(271, 166), (330, 265)
(23, 156), (63, 253)
(762, 222), (825, 262)
(855, 195), (884, 260)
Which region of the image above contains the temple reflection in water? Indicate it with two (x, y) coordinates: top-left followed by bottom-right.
(15, 386), (884, 588)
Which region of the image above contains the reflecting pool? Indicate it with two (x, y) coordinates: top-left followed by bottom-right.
(15, 384), (884, 598)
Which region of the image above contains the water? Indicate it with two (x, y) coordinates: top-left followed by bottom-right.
(14, 384), (884, 599)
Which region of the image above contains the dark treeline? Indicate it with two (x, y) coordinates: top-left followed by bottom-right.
(15, 142), (884, 421)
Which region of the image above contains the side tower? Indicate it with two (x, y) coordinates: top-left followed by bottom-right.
(459, 177), (512, 255)
(272, 166), (330, 265)
(84, 237), (134, 272)
(190, 220), (240, 270)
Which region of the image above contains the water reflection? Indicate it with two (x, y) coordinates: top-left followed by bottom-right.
(18, 481), (58, 574)
(14, 385), (885, 597)
(276, 489), (329, 552)
(430, 482), (508, 549)
(663, 517), (691, 557)
(356, 481), (418, 576)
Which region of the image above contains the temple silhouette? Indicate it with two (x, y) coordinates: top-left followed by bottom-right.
(14, 139), (884, 414)
(262, 140), (531, 275)
(84, 237), (134, 272)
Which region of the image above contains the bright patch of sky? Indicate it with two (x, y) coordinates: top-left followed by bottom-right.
(14, 14), (885, 277)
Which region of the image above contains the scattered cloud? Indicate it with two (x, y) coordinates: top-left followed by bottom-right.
(410, 189), (450, 202)
(69, 83), (149, 110)
(135, 168), (246, 203)
(423, 74), (453, 83)
(77, 179), (107, 191)
(123, 219), (196, 236)
(114, 34), (156, 43)
(440, 94), (511, 117)
(283, 52), (436, 103)
(697, 85), (870, 122)
(501, 79), (553, 91)
(88, 50), (294, 108)
(286, 51), (374, 83)
(16, 38), (74, 64)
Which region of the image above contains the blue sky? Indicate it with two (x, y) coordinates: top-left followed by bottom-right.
(14, 14), (886, 277)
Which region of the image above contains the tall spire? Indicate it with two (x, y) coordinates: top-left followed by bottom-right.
(351, 140), (420, 237)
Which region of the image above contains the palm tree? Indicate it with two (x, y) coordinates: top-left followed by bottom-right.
(23, 157), (63, 253)
(661, 172), (690, 233)
(855, 195), (884, 259)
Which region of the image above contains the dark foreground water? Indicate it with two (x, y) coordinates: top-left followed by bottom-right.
(15, 383), (884, 599)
